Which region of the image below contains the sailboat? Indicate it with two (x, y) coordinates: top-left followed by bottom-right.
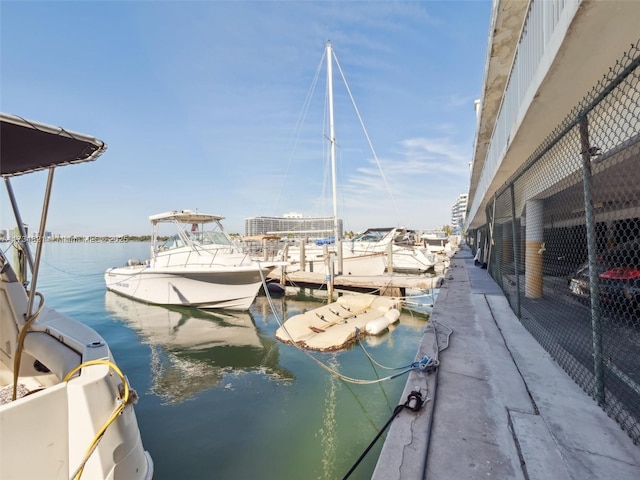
(280, 43), (388, 276)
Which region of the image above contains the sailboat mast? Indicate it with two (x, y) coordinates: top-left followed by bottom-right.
(326, 42), (339, 243)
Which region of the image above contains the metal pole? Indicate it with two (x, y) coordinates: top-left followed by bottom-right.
(4, 177), (35, 277)
(510, 184), (521, 318)
(579, 115), (605, 406)
(281, 244), (288, 286)
(487, 195), (496, 275)
(324, 244), (333, 302)
(327, 42), (340, 246)
(25, 168), (55, 318)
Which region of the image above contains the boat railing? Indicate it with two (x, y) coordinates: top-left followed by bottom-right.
(154, 246), (255, 269)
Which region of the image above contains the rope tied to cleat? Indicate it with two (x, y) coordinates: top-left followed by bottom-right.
(342, 390), (426, 479)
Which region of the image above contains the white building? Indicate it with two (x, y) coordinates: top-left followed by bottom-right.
(464, 0), (640, 444)
(245, 214), (343, 240)
(466, 0), (640, 232)
(451, 193), (468, 233)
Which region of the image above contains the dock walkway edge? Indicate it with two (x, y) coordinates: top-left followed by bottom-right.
(373, 244), (640, 480)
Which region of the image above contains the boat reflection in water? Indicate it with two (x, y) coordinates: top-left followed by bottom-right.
(105, 291), (292, 404)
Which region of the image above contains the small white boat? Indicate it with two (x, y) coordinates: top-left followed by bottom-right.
(421, 231), (451, 254)
(105, 210), (277, 310)
(275, 293), (402, 351)
(0, 113), (153, 480)
(349, 227), (437, 273)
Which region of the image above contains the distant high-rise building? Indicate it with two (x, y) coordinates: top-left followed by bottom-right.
(245, 215), (342, 240)
(451, 194), (468, 234)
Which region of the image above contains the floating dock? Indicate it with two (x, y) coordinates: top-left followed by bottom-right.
(274, 293), (402, 351)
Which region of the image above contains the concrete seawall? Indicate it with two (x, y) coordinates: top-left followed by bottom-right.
(373, 244), (640, 479)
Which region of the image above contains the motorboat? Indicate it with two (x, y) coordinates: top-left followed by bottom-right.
(0, 113), (153, 479)
(279, 240), (387, 276)
(421, 231), (451, 254)
(105, 210), (277, 310)
(349, 227), (438, 274)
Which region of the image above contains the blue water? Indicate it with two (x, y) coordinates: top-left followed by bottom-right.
(25, 242), (433, 480)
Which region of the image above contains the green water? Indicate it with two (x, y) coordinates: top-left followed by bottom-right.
(29, 242), (432, 479)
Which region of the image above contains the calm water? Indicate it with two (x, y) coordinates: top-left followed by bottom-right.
(28, 242), (433, 480)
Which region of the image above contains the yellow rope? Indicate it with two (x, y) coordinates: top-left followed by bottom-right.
(64, 359), (131, 480)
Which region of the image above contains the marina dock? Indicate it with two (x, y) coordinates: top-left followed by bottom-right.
(269, 269), (444, 297)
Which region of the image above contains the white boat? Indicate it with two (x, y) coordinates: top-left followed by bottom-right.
(349, 227), (437, 273)
(421, 231), (451, 254)
(279, 240), (386, 276)
(278, 42), (388, 277)
(105, 210), (276, 310)
(0, 113), (153, 480)
(275, 293), (402, 351)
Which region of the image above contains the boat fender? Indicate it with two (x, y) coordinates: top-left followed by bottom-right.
(384, 308), (401, 324)
(365, 316), (390, 335)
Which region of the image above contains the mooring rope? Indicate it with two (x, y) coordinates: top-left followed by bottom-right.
(342, 390), (425, 480)
(257, 263), (425, 385)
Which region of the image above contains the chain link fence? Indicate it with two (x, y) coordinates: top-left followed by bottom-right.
(468, 39), (640, 444)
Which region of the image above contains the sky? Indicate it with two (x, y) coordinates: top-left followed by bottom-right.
(1, 0), (492, 236)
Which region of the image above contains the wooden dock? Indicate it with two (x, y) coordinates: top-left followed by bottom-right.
(268, 269), (444, 297)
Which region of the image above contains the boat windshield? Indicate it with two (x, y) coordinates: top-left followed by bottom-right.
(190, 230), (235, 247)
(352, 230), (388, 243)
(393, 230), (417, 246)
(161, 234), (187, 250)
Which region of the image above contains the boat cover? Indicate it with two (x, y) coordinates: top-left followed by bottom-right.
(0, 113), (107, 177)
(149, 210), (224, 223)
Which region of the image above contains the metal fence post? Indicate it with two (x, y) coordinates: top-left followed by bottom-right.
(579, 115), (605, 406)
(510, 184), (521, 318)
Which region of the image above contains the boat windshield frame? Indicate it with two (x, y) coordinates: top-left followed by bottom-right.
(351, 228), (395, 243)
(152, 215), (240, 255)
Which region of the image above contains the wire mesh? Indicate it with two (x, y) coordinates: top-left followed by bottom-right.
(471, 39), (640, 444)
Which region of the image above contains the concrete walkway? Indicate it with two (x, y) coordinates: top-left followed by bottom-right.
(373, 244), (640, 480)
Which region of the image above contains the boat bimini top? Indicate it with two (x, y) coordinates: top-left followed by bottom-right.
(149, 210), (224, 224)
(1, 112), (108, 316)
(1, 113), (107, 177)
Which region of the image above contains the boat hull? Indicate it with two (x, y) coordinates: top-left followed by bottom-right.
(104, 265), (267, 310)
(282, 247), (386, 276)
(0, 286), (153, 480)
(381, 248), (437, 274)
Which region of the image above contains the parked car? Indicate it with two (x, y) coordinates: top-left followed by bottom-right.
(598, 266), (640, 314)
(568, 239), (640, 320)
(568, 260), (599, 301)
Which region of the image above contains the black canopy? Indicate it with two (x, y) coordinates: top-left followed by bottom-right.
(0, 113), (107, 177)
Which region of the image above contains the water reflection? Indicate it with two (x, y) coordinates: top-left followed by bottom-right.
(105, 291), (292, 404)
